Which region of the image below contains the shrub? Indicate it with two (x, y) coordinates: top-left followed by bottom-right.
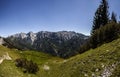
(15, 58), (39, 74)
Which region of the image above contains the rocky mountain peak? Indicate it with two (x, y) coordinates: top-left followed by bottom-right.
(27, 31), (37, 44)
(4, 31), (89, 58)
(12, 32), (27, 39)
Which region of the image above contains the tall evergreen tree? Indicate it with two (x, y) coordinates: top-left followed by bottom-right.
(91, 0), (109, 34)
(111, 12), (117, 23)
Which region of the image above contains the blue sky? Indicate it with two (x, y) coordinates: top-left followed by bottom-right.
(0, 0), (120, 37)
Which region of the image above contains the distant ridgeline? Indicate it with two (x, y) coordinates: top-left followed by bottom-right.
(3, 31), (88, 58)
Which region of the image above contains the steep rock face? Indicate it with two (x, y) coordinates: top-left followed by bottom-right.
(4, 31), (88, 58)
(12, 32), (37, 44)
(0, 37), (4, 45)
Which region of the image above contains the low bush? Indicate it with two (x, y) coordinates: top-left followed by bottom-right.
(15, 58), (39, 74)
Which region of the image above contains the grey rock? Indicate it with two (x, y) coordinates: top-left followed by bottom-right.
(4, 31), (89, 58)
(0, 37), (4, 45)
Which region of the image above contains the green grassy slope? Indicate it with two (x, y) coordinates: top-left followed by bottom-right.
(58, 38), (120, 77)
(0, 38), (120, 77)
(0, 46), (63, 77)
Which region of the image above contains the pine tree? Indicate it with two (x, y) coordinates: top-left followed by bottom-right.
(111, 12), (117, 23)
(91, 0), (109, 34)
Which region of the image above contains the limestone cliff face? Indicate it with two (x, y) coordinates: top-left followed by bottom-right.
(0, 37), (4, 45)
(4, 31), (89, 58)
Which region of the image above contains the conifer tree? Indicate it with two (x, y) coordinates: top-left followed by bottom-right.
(111, 12), (117, 23)
(91, 0), (109, 34)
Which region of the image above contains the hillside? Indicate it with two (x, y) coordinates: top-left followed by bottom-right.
(0, 38), (120, 77)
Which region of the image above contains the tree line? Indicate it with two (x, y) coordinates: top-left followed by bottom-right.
(79, 0), (120, 53)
